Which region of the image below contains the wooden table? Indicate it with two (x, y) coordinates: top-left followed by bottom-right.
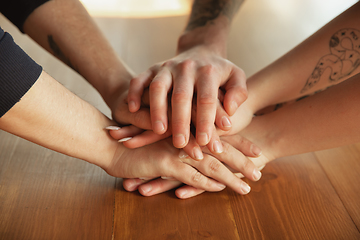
(1, 130), (359, 239)
(1, 1), (359, 239)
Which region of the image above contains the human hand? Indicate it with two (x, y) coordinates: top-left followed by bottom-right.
(104, 131), (262, 196)
(119, 135), (264, 199)
(127, 45), (247, 150)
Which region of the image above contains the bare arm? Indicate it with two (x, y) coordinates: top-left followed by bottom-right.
(21, 0), (151, 128)
(241, 72), (360, 163)
(0, 71), (260, 194)
(245, 2), (360, 115)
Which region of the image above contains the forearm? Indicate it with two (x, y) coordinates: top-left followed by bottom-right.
(178, 0), (244, 56)
(0, 71), (118, 169)
(245, 2), (360, 114)
(242, 72), (360, 161)
(22, 0), (133, 107)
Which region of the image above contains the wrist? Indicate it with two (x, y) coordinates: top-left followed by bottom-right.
(100, 67), (134, 110)
(177, 15), (230, 57)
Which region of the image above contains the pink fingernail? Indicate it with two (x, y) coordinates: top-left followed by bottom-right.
(213, 140), (223, 153)
(154, 120), (165, 133)
(221, 116), (232, 128)
(197, 132), (209, 146)
(129, 100), (136, 111)
(251, 144), (262, 156)
(174, 134), (186, 148)
(140, 184), (152, 194)
(241, 183), (251, 194)
(253, 169), (262, 181)
(193, 147), (204, 160)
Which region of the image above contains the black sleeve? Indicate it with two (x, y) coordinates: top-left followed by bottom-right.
(0, 0), (50, 32)
(0, 27), (42, 118)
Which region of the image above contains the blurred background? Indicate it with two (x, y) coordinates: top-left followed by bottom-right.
(1, 0), (358, 116)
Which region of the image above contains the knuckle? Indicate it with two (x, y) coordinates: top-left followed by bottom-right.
(199, 65), (215, 76)
(192, 171), (204, 183)
(172, 88), (191, 103)
(177, 59), (195, 72)
(208, 159), (222, 174)
(149, 80), (166, 93)
(161, 60), (175, 68)
(171, 118), (189, 129)
(129, 77), (141, 88)
(198, 93), (217, 105)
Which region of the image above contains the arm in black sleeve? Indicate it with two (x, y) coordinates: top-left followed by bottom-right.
(0, 27), (42, 117)
(0, 0), (49, 32)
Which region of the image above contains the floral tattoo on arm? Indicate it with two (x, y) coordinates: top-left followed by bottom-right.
(186, 0), (244, 31)
(301, 28), (360, 93)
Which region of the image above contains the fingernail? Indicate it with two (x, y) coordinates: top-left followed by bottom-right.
(140, 184), (152, 194)
(124, 179), (137, 190)
(213, 140), (223, 153)
(179, 150), (189, 159)
(241, 183), (251, 194)
(251, 144), (262, 156)
(216, 182), (226, 190)
(105, 126), (121, 130)
(174, 134), (186, 147)
(253, 169), (262, 181)
(154, 120), (165, 133)
(193, 147), (204, 160)
(161, 176), (176, 180)
(231, 101), (238, 113)
(197, 132), (209, 146)
(118, 137), (132, 142)
(221, 116), (232, 128)
(129, 100), (136, 111)
(178, 189), (188, 199)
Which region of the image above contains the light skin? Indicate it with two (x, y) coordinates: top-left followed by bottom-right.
(121, 2), (360, 198)
(1, 0), (263, 195)
(0, 71), (262, 194)
(127, 0), (247, 159)
(22, 0), (152, 130)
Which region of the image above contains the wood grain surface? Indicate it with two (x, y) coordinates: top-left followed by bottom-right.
(1, 0), (359, 239)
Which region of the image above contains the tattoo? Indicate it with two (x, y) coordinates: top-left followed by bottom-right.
(186, 0), (243, 31)
(301, 28), (360, 93)
(48, 35), (78, 72)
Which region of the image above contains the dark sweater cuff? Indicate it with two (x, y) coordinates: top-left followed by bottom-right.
(0, 31), (42, 118)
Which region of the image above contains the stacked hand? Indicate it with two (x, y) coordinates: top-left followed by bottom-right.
(106, 46), (267, 199)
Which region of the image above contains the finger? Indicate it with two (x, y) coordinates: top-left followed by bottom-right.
(137, 178), (183, 196)
(203, 140), (262, 182)
(123, 130), (172, 149)
(222, 67), (248, 116)
(180, 154), (252, 195)
(106, 125), (144, 141)
(221, 135), (262, 158)
(120, 108), (152, 130)
(214, 100), (232, 132)
(123, 178), (149, 192)
(180, 132), (203, 161)
(165, 159), (227, 193)
(171, 60), (195, 148)
(196, 66), (218, 146)
(175, 185), (207, 199)
(206, 125), (224, 154)
(128, 70), (154, 112)
(149, 69), (172, 134)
